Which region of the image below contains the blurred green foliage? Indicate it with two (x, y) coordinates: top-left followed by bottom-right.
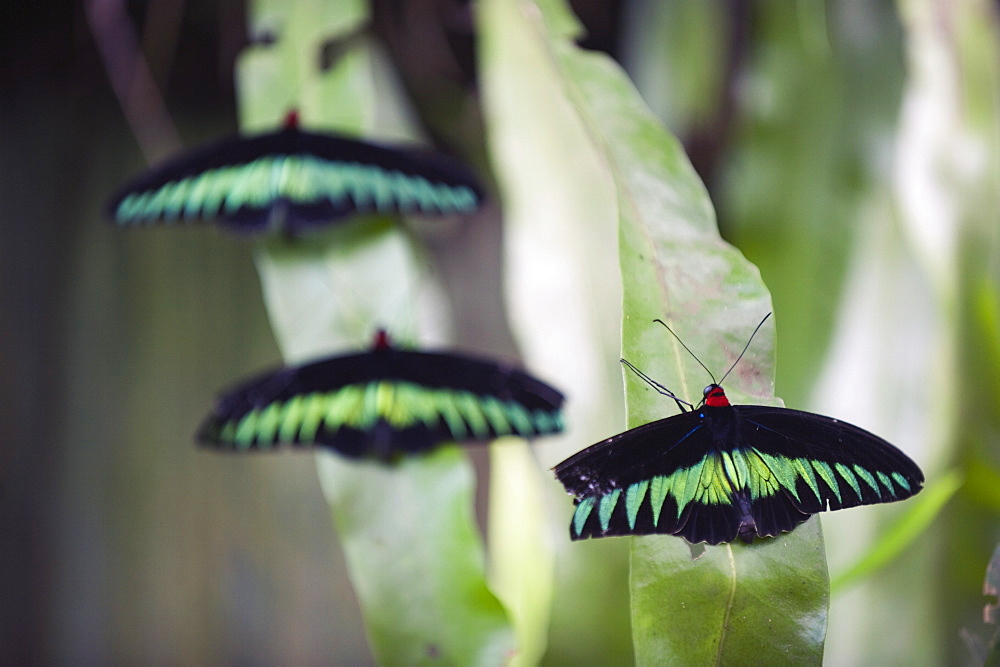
(3, 0), (998, 664)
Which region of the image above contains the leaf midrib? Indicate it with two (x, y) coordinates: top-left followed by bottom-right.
(715, 544), (738, 665)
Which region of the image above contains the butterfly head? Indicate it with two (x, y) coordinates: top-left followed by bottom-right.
(372, 328), (392, 350)
(703, 384), (730, 408)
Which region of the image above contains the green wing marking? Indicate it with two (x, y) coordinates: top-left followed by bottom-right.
(891, 472), (912, 493)
(598, 489), (622, 532)
(572, 498), (596, 537)
(648, 476), (669, 526)
(625, 480), (649, 530)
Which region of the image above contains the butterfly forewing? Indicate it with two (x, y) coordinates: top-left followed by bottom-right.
(554, 412), (710, 497)
(736, 406), (924, 513)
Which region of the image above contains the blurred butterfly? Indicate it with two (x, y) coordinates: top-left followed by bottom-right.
(108, 111), (483, 234)
(554, 315), (924, 545)
(199, 330), (564, 461)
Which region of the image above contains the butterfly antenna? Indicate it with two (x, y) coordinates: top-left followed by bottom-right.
(620, 358), (694, 412)
(652, 319), (718, 385)
(717, 312), (772, 387)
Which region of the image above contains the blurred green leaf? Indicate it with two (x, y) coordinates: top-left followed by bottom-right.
(962, 456), (1000, 513)
(716, 2), (905, 406)
(478, 0), (630, 662)
(317, 447), (514, 665)
(831, 469), (964, 593)
(622, 1), (728, 131)
(973, 279), (1000, 420)
(487, 441), (555, 667)
(235, 0), (514, 663)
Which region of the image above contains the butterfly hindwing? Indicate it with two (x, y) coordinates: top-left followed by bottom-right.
(199, 347), (564, 460)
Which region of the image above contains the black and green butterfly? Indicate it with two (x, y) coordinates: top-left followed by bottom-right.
(108, 111), (483, 234)
(554, 316), (924, 545)
(199, 330), (564, 460)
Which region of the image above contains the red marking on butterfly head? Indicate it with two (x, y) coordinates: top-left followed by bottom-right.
(283, 109), (300, 129)
(372, 329), (392, 350)
(703, 384), (730, 407)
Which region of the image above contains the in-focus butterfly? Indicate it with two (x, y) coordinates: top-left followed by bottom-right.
(108, 111), (483, 234)
(554, 315), (924, 545)
(199, 330), (564, 461)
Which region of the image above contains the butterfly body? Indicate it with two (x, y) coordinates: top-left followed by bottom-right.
(556, 384), (924, 545)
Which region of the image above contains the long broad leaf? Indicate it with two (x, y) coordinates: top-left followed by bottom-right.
(319, 446), (514, 665)
(478, 0), (630, 662)
(576, 36), (829, 667)
(479, 0), (830, 662)
(235, 1), (513, 662)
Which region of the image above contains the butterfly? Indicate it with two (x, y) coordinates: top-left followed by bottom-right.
(107, 111), (483, 234)
(553, 315), (924, 545)
(199, 330), (564, 461)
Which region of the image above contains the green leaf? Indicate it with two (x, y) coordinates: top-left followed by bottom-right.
(480, 0), (829, 662)
(317, 447), (514, 665)
(479, 0), (631, 662)
(236, 0), (514, 662)
(487, 441), (556, 667)
(965, 453), (1000, 514)
(584, 39), (829, 666)
(556, 23), (829, 667)
(631, 520), (828, 665)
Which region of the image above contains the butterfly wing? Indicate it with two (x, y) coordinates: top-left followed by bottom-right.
(108, 128), (483, 232)
(554, 412), (708, 497)
(199, 348), (564, 459)
(553, 413), (759, 544)
(734, 406), (924, 513)
(554, 405), (924, 545)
